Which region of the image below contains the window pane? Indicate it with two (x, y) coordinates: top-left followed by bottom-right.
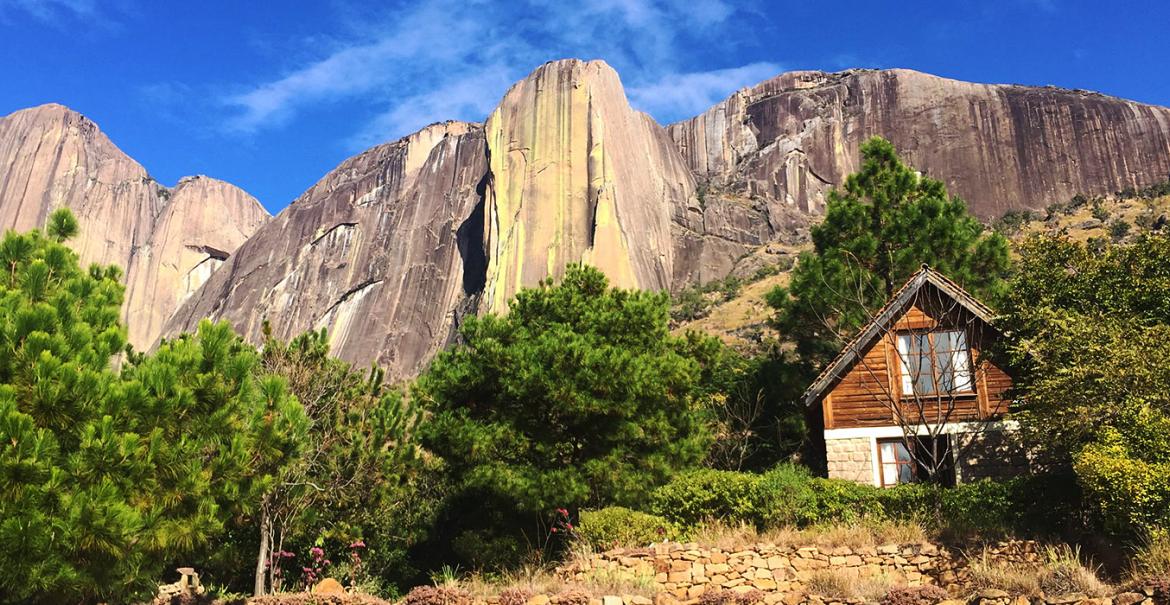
(893, 440), (911, 463)
(898, 462), (914, 483)
(883, 463), (898, 486)
(896, 335), (914, 394)
(950, 331), (973, 391)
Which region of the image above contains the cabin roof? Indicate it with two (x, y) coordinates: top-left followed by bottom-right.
(800, 266), (996, 407)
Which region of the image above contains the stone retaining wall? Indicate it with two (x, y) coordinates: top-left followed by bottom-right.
(559, 541), (1042, 600)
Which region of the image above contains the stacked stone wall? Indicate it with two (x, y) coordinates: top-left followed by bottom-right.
(560, 541), (1041, 601)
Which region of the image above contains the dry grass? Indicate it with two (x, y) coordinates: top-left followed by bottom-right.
(1036, 545), (1110, 597)
(1133, 533), (1170, 581)
(965, 545), (1110, 598)
(684, 519), (929, 551)
(445, 562), (657, 600)
(804, 568), (894, 602)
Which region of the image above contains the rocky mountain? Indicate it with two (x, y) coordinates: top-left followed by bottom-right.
(0, 103), (269, 349)
(164, 121), (488, 377)
(167, 59), (1170, 378)
(670, 68), (1170, 221)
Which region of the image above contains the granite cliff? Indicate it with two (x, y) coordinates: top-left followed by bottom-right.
(163, 121), (489, 378)
(669, 68), (1170, 221)
(13, 60), (1169, 378)
(0, 103), (269, 349)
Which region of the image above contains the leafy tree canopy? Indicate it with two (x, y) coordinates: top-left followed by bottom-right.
(1001, 234), (1170, 538)
(768, 137), (1010, 367)
(415, 265), (714, 565)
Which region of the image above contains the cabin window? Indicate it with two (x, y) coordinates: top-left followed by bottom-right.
(877, 436), (956, 487)
(896, 329), (973, 396)
(877, 438), (915, 487)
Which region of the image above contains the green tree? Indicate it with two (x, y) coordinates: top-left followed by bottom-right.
(1000, 234), (1170, 537)
(767, 137), (1010, 367)
(0, 214), (307, 604)
(415, 265), (712, 567)
(248, 326), (420, 595)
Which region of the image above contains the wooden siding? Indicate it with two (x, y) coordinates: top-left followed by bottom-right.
(822, 302), (1013, 430)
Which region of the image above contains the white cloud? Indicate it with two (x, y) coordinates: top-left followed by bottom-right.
(221, 0), (778, 147)
(627, 62), (783, 123)
(0, 0), (98, 22)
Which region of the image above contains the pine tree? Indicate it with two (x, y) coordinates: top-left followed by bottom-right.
(768, 137), (1010, 368)
(0, 213), (307, 604)
(415, 265), (712, 568)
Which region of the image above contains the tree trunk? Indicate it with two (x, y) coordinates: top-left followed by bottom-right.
(254, 507), (271, 597)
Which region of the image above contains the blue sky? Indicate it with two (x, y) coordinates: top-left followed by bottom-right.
(1, 0), (1167, 214)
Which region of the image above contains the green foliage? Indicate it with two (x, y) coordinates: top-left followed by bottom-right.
(242, 326), (422, 594)
(669, 274), (746, 323)
(1109, 218), (1132, 241)
(0, 212), (308, 604)
(646, 462), (1075, 540)
(1073, 427), (1170, 539)
(1000, 234), (1170, 538)
(1091, 201), (1111, 222)
(993, 209), (1039, 235)
(768, 136), (1010, 368)
(45, 208), (79, 242)
(650, 469), (765, 528)
(578, 507), (679, 550)
(416, 265), (712, 568)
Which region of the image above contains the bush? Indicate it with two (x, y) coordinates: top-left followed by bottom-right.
(755, 464), (821, 527)
(880, 585), (948, 605)
(805, 478), (884, 525)
(650, 469), (765, 528)
(578, 507), (679, 550)
(1110, 219), (1132, 241)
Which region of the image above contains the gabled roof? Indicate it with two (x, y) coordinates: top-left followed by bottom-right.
(800, 266), (997, 407)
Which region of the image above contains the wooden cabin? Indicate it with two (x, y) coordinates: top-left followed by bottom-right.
(801, 267), (1027, 487)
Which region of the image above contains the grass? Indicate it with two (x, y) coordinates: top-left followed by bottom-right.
(804, 568), (894, 602)
(966, 545), (1110, 598)
(682, 519), (929, 551)
(1133, 533), (1170, 581)
(439, 561), (657, 600)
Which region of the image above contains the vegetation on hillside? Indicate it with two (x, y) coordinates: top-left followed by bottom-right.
(2, 150), (1170, 602)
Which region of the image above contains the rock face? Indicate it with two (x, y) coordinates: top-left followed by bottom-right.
(164, 121), (488, 379)
(669, 69), (1170, 221)
(122, 176), (269, 348)
(169, 61), (1170, 377)
(0, 103), (268, 349)
(482, 60), (694, 311)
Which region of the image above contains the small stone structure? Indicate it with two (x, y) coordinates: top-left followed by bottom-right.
(155, 567), (205, 602)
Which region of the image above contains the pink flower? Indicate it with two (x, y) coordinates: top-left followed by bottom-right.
(350, 540), (366, 549)
(551, 527), (558, 533)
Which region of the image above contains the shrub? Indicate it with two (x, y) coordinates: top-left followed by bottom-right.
(880, 585), (948, 605)
(1110, 219), (1132, 241)
(578, 507), (679, 550)
(650, 469), (765, 528)
(755, 464), (821, 527)
(805, 478), (884, 525)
